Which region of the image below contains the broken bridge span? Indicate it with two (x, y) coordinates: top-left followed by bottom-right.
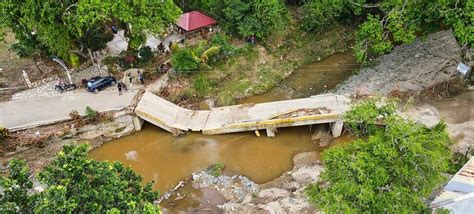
(134, 92), (350, 137)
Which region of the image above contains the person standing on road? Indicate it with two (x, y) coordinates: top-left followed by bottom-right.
(138, 71), (144, 84)
(127, 72), (133, 88)
(117, 81), (123, 96)
(120, 82), (127, 91)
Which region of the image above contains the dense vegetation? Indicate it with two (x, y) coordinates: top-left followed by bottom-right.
(300, 0), (473, 62)
(177, 0), (288, 39)
(0, 144), (160, 213)
(2, 0), (471, 65)
(306, 99), (452, 212)
(0, 0), (181, 60)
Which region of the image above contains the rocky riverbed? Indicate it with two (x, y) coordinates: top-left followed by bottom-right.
(217, 152), (323, 213)
(335, 30), (464, 97)
(161, 151), (323, 213)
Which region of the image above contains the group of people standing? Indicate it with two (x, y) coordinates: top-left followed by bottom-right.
(117, 70), (145, 96)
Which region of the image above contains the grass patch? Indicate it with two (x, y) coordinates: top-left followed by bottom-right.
(209, 163), (225, 177)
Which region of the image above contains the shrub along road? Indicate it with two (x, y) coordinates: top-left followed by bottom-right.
(0, 90), (138, 131)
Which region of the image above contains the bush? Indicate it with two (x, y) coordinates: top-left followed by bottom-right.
(69, 53), (80, 68)
(102, 56), (119, 66)
(306, 100), (452, 213)
(84, 106), (98, 121)
(118, 50), (136, 69)
(210, 34), (237, 58)
(137, 46), (154, 66)
(69, 110), (84, 127)
(172, 48), (199, 74)
(343, 98), (398, 136)
(209, 163), (225, 176)
(0, 127), (8, 142)
(216, 91), (236, 106)
(448, 149), (474, 174)
(192, 72), (211, 98)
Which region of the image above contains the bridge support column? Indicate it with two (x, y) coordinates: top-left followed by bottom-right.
(330, 120), (343, 137)
(132, 116), (144, 132)
(266, 127), (278, 137)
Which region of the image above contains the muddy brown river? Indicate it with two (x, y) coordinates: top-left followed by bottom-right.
(89, 52), (359, 193)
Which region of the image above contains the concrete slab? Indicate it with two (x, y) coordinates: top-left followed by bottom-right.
(135, 92), (350, 136)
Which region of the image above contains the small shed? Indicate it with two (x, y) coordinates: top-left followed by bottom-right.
(176, 11), (217, 37)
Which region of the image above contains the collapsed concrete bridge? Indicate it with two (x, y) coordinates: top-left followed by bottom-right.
(134, 92), (350, 137)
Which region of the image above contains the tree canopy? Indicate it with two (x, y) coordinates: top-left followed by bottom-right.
(0, 144), (160, 213)
(182, 0), (288, 39)
(306, 99), (452, 213)
(301, 0), (473, 63)
(0, 0), (181, 61)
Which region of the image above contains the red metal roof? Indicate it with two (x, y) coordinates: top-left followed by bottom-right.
(177, 11), (217, 32)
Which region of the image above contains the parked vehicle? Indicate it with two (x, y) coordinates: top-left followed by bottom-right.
(55, 81), (76, 93)
(86, 76), (116, 94)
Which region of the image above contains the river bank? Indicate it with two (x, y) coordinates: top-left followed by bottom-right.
(335, 30), (465, 98)
(1, 28), (471, 213)
(160, 24), (355, 108)
(0, 108), (138, 172)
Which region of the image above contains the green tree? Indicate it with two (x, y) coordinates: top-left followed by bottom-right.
(204, 0), (288, 39)
(0, 0), (181, 61)
(300, 0), (365, 32)
(238, 0), (288, 39)
(353, 15), (393, 63)
(38, 144), (159, 212)
(0, 159), (35, 213)
(0, 144), (161, 213)
(355, 0), (473, 63)
(300, 0), (473, 63)
(306, 99), (452, 213)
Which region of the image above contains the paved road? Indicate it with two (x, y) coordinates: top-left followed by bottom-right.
(0, 90), (138, 131)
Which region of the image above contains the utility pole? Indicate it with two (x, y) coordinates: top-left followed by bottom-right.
(51, 56), (73, 84)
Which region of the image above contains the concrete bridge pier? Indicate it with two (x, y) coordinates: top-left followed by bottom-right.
(266, 127), (278, 137)
(330, 120), (344, 137)
(132, 116), (145, 131)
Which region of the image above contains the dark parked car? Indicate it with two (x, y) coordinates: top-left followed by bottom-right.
(86, 76), (116, 93)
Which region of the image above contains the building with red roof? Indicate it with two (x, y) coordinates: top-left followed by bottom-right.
(177, 11), (217, 33)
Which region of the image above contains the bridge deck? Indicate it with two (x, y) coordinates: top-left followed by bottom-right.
(135, 92), (350, 136)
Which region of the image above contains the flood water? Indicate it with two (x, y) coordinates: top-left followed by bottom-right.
(88, 52), (359, 193)
(89, 124), (335, 192)
(239, 51), (359, 104)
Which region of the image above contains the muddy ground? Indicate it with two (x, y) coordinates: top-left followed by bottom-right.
(335, 30), (464, 97)
(0, 109), (136, 173)
(0, 31), (60, 101)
